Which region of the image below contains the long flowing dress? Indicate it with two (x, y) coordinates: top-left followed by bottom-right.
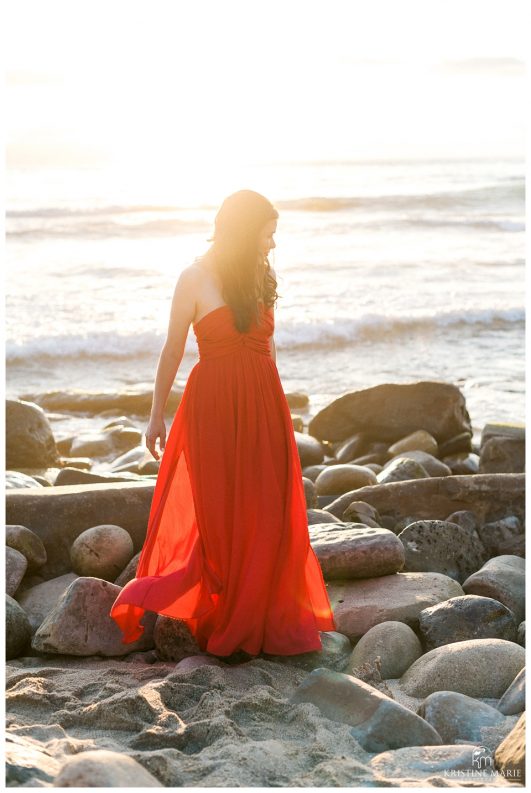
(109, 301), (336, 656)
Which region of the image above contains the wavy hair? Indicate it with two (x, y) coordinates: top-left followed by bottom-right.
(207, 190), (280, 333)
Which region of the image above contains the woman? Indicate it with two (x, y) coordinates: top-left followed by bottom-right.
(109, 189), (336, 658)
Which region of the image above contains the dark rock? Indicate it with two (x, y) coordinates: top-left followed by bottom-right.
(302, 477), (318, 508)
(294, 431), (325, 467)
(309, 524), (405, 579)
(438, 431), (473, 457)
(480, 436), (525, 474)
(153, 615), (202, 661)
(334, 432), (369, 463)
(6, 595), (32, 659)
(444, 453), (480, 475)
(398, 520), (487, 583)
(418, 595), (518, 650)
(477, 516), (523, 557)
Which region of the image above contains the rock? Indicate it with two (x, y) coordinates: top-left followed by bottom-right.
(370, 744), (493, 781)
(108, 445), (148, 471)
(6, 595), (32, 659)
(6, 733), (61, 786)
(315, 464), (377, 495)
(70, 524), (134, 581)
(103, 416), (139, 430)
(310, 524), (405, 579)
(477, 516), (523, 558)
(388, 450), (452, 477)
(517, 621), (525, 646)
(498, 668), (525, 716)
(342, 501), (382, 527)
(5, 525), (47, 572)
(376, 458), (430, 484)
(138, 458), (160, 475)
(53, 749), (163, 787)
(153, 615), (202, 661)
(5, 481), (155, 579)
(463, 555), (525, 625)
(328, 572), (463, 640)
(480, 436), (525, 474)
(5, 547), (28, 597)
(301, 464), (327, 482)
(6, 399), (59, 469)
(264, 630), (353, 673)
(398, 520), (487, 583)
(400, 638), (525, 698)
(438, 431), (473, 457)
(334, 433), (370, 463)
(444, 453), (480, 475)
(54, 467), (145, 485)
(18, 387), (183, 415)
(106, 425), (143, 453)
(295, 431), (325, 467)
(494, 712), (525, 784)
(302, 477), (318, 508)
(16, 573), (78, 633)
(418, 595), (518, 650)
(291, 414), (304, 432)
(290, 667), (442, 752)
(307, 509), (342, 525)
(32, 576), (156, 656)
(446, 509), (480, 533)
(387, 430), (439, 458)
(481, 422), (525, 446)
(69, 431), (116, 458)
(114, 551), (141, 586)
(417, 691), (507, 744)
(325, 473), (525, 525)
(308, 382), (471, 444)
(349, 622), (423, 679)
(5, 471), (44, 489)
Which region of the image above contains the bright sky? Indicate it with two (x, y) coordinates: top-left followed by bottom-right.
(5, 0), (527, 170)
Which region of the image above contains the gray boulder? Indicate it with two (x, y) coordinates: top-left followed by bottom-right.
(6, 547), (28, 597)
(6, 399), (59, 469)
(398, 520), (487, 583)
(32, 576), (156, 656)
(310, 524), (405, 579)
(498, 668), (525, 716)
(463, 555), (525, 625)
(6, 595), (32, 659)
(417, 691), (507, 743)
(5, 525), (47, 572)
(348, 621), (423, 679)
(418, 595), (518, 650)
(290, 667), (442, 752)
(401, 638), (525, 698)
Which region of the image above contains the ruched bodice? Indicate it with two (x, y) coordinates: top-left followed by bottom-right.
(193, 303), (273, 360)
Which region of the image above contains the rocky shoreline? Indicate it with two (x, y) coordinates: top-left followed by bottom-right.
(5, 380), (526, 787)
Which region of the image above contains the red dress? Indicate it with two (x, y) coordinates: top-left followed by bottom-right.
(109, 302), (336, 656)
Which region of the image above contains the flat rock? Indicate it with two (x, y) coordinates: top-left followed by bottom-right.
(310, 524), (405, 579)
(418, 595), (518, 650)
(398, 519), (487, 583)
(32, 576), (156, 656)
(498, 668), (525, 716)
(54, 467), (146, 485)
(5, 525), (47, 572)
(6, 547), (28, 597)
(325, 473), (525, 526)
(417, 691), (507, 743)
(290, 667), (442, 752)
(348, 621), (422, 679)
(16, 573), (79, 633)
(308, 382), (471, 444)
(328, 572), (464, 640)
(463, 555), (525, 625)
(5, 481), (155, 579)
(401, 638), (525, 698)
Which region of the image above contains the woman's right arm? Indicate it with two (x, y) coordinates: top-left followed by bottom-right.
(146, 268), (198, 459)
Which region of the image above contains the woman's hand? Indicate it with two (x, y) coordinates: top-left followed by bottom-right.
(145, 415), (166, 460)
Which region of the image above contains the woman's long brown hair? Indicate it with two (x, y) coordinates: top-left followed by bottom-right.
(208, 190), (280, 333)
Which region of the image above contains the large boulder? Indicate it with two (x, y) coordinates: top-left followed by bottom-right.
(398, 520), (487, 583)
(348, 621), (423, 679)
(325, 473), (525, 525)
(290, 667), (442, 752)
(463, 555), (525, 625)
(400, 638), (525, 698)
(495, 713), (525, 785)
(308, 382), (471, 444)
(417, 691), (508, 744)
(5, 481), (155, 580)
(5, 525), (47, 572)
(328, 572), (463, 640)
(418, 595), (518, 650)
(6, 399), (60, 469)
(309, 524), (405, 579)
(32, 576), (156, 656)
(70, 524), (134, 580)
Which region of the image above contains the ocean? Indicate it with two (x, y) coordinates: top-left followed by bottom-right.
(5, 158), (525, 442)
